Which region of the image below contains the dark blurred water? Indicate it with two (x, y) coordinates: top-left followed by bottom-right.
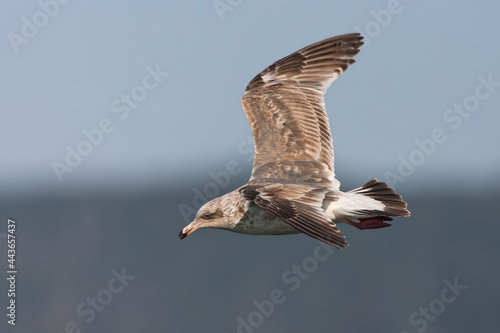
(1, 174), (499, 333)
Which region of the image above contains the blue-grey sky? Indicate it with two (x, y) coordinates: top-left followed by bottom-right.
(1, 0), (499, 194)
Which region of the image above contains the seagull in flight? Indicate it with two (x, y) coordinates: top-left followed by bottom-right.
(179, 33), (409, 248)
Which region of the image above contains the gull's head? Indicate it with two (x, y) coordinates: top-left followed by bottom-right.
(179, 193), (239, 240)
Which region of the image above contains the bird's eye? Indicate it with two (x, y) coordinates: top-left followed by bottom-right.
(201, 214), (211, 219)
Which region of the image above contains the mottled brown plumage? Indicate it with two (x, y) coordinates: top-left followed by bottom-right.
(240, 183), (347, 248)
(242, 33), (363, 190)
(179, 33), (409, 249)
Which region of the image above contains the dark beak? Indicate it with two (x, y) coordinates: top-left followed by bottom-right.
(179, 229), (188, 240)
(179, 219), (202, 240)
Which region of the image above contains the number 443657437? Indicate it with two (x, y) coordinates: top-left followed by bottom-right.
(7, 219), (16, 270)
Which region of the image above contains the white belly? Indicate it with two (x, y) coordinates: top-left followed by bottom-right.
(232, 203), (300, 235)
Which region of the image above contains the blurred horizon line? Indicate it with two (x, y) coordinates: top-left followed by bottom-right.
(1, 159), (498, 202)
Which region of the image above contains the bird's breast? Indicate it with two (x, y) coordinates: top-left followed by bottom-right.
(233, 203), (300, 235)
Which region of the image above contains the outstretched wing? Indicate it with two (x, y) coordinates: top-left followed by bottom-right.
(241, 33), (363, 189)
(240, 183), (348, 249)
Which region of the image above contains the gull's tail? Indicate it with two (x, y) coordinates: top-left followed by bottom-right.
(324, 179), (410, 224)
(348, 179), (410, 217)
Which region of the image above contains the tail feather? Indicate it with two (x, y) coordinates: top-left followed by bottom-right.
(348, 179), (410, 217)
